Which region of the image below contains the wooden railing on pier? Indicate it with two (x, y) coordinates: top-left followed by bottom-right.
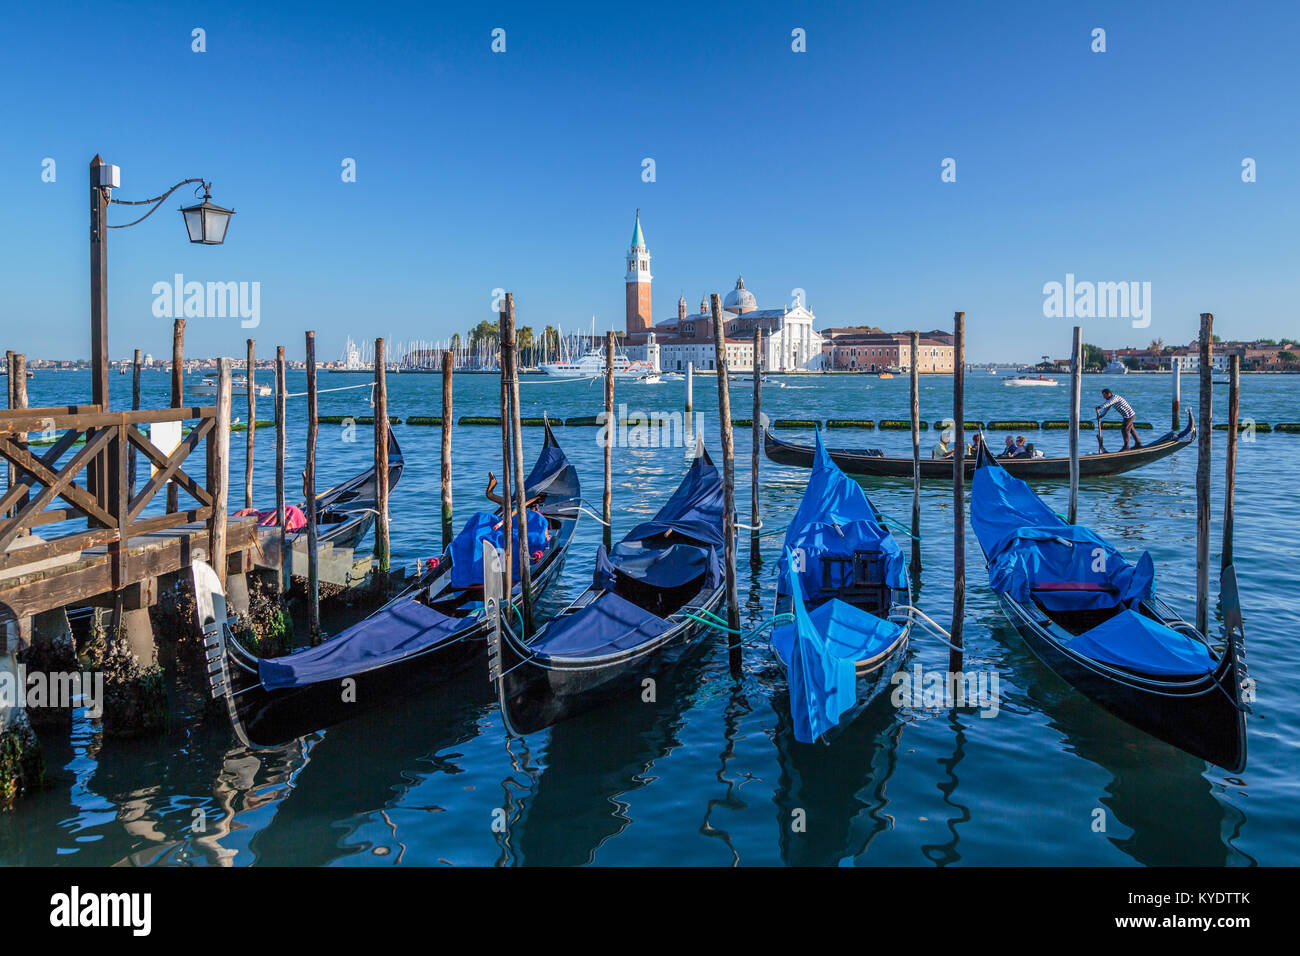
(0, 399), (249, 619)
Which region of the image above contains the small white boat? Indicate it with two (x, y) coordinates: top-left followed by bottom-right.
(189, 376), (272, 397)
(541, 347), (656, 380)
(1003, 375), (1060, 387)
(1103, 361), (1129, 374)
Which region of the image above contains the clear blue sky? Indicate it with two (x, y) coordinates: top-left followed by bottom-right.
(2, 0), (1297, 363)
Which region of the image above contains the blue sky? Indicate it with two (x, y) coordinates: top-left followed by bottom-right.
(1, 0), (1297, 363)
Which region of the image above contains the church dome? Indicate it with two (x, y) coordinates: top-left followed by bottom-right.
(723, 275), (756, 314)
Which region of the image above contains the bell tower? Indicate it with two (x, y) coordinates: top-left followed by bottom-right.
(625, 209), (652, 338)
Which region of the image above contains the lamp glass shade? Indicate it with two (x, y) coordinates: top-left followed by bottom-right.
(180, 200), (234, 244)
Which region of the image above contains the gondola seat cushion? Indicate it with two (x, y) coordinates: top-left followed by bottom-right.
(1065, 609), (1214, 676)
(258, 597), (476, 690)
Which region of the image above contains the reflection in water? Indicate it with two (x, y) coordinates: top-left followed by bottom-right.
(920, 712), (969, 867)
(246, 675), (494, 865)
(988, 619), (1252, 866)
(772, 692), (904, 866)
(500, 647), (712, 866)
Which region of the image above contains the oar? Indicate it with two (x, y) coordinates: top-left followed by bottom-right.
(1095, 411), (1105, 453)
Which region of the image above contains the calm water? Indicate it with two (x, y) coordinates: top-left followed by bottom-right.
(2, 367), (1297, 866)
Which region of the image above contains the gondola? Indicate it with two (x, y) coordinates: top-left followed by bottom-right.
(486, 440), (728, 735)
(970, 441), (1248, 771)
(193, 418), (581, 748)
(763, 411), (1195, 480)
(250, 430), (405, 552)
(771, 430), (913, 744)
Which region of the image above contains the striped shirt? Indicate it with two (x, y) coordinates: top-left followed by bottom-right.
(1099, 394), (1135, 420)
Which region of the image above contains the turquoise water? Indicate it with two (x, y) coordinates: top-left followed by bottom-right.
(2, 368), (1297, 866)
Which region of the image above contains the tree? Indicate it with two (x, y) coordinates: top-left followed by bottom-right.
(450, 333), (461, 352)
(1082, 343), (1106, 370)
(470, 319), (498, 345)
(517, 326), (535, 367)
(1280, 351), (1298, 365)
(1148, 338), (1165, 352)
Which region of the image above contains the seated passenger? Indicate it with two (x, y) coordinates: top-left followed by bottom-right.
(998, 435), (1017, 458)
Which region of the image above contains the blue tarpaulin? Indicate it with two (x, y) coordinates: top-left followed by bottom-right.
(971, 460), (1154, 610)
(528, 592), (673, 658)
(450, 509), (550, 589)
(258, 597), (475, 690)
(773, 550), (905, 743)
(971, 457), (1214, 676)
(1069, 609), (1214, 676)
(778, 430), (906, 600)
(619, 449), (725, 549)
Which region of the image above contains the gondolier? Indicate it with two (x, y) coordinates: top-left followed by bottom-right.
(1095, 388), (1142, 450)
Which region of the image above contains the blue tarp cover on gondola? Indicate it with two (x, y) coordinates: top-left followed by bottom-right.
(258, 597), (475, 690)
(773, 550), (905, 743)
(529, 591), (673, 658)
(779, 430), (906, 600)
(971, 458), (1154, 611)
(523, 424), (580, 510)
(1068, 609), (1214, 676)
(450, 509), (550, 589)
(620, 450), (725, 548)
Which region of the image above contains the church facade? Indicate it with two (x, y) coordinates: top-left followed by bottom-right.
(622, 212), (824, 373)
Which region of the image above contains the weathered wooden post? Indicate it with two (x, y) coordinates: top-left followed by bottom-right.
(275, 346), (287, 593)
(4, 352), (12, 521)
(1195, 313), (1213, 636)
(244, 339), (256, 510)
(497, 311), (514, 604)
(1222, 352), (1239, 572)
(603, 330), (615, 552)
(167, 318), (185, 513)
(711, 294), (742, 676)
(750, 328), (762, 569)
(305, 331), (321, 644)
(685, 361), (693, 415)
(1068, 325), (1082, 524)
(130, 349), (142, 492)
(6, 353), (30, 528)
(441, 350), (454, 552)
(909, 331), (922, 577)
(373, 337), (390, 575)
(210, 358), (232, 590)
(1172, 356), (1181, 431)
(950, 311), (966, 673)
(504, 296), (534, 637)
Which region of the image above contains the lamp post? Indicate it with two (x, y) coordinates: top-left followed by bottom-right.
(88, 155), (233, 504)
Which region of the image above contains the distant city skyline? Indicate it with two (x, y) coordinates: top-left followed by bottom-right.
(2, 2), (1297, 364)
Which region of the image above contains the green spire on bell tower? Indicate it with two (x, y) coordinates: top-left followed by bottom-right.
(631, 208), (645, 249)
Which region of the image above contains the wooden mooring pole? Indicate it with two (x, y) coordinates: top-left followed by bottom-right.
(1068, 325), (1082, 524)
(210, 359), (232, 590)
(245, 339), (256, 510)
(275, 346), (287, 594)
(130, 349), (142, 492)
(603, 330), (615, 552)
(685, 361), (693, 415)
(909, 331), (922, 577)
(750, 328), (762, 569)
(505, 296), (534, 637)
(497, 309), (514, 604)
(1195, 313), (1213, 636)
(441, 350), (454, 553)
(950, 311), (966, 673)
(167, 318), (184, 513)
(711, 294), (742, 676)
(1172, 356), (1181, 431)
(373, 337), (390, 575)
(305, 331), (321, 644)
(1222, 352), (1240, 572)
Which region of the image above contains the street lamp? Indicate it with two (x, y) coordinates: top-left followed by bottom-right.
(88, 155), (232, 509)
(90, 155), (233, 410)
(180, 186), (235, 245)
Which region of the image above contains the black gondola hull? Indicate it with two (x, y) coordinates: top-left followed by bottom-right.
(998, 596), (1247, 772)
(493, 583), (727, 736)
(764, 414), (1195, 480)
